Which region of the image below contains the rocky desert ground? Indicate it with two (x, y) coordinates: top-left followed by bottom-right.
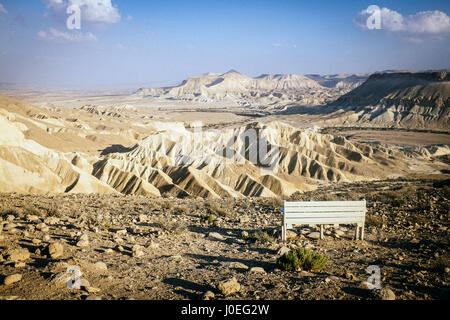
(0, 178), (448, 300)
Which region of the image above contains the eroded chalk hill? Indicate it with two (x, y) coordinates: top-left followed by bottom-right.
(330, 71), (450, 129)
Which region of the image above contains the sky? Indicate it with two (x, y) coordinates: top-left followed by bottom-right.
(0, 0), (449, 89)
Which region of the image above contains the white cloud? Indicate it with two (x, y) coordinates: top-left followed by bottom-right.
(37, 27), (98, 42)
(0, 3), (7, 14)
(44, 0), (121, 25)
(355, 7), (450, 35)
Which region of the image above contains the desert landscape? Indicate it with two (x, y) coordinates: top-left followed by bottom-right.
(0, 0), (449, 304)
(0, 69), (449, 301)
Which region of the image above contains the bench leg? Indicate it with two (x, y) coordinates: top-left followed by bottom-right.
(355, 224), (360, 240)
(361, 223), (365, 241)
(282, 225), (286, 242)
(320, 225), (324, 240)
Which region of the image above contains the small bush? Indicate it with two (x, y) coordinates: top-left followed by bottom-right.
(377, 191), (406, 207)
(276, 247), (327, 272)
(204, 213), (216, 224)
(45, 205), (62, 217)
(22, 206), (43, 217)
(366, 215), (384, 228)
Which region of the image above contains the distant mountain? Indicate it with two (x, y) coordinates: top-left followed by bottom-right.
(135, 70), (369, 107)
(331, 71), (450, 129)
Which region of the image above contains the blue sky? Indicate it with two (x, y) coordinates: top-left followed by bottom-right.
(0, 0), (449, 89)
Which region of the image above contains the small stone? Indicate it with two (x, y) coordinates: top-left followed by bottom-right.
(94, 262), (107, 271)
(36, 223), (49, 232)
(298, 271), (315, 277)
(285, 230), (297, 240)
(445, 267), (450, 274)
(6, 215), (15, 222)
(249, 267), (266, 274)
(207, 232), (225, 241)
(32, 239), (42, 245)
(241, 231), (249, 238)
(277, 246), (290, 256)
(307, 232), (321, 240)
(3, 274), (22, 285)
(6, 248), (30, 263)
(222, 262), (249, 270)
(138, 214), (148, 223)
(325, 276), (340, 283)
(147, 241), (159, 249)
(115, 245), (124, 252)
(14, 262), (26, 268)
(78, 234), (89, 242)
(3, 223), (17, 231)
(43, 235), (51, 242)
(218, 277), (241, 296)
(345, 271), (356, 280)
(375, 287), (396, 300)
(76, 237), (89, 247)
(44, 217), (60, 225)
(47, 242), (64, 259)
(239, 216), (250, 224)
(105, 248), (114, 254)
(26, 215), (40, 222)
(79, 278), (90, 288)
(132, 245), (145, 258)
(85, 286), (101, 294)
(85, 295), (101, 300)
(116, 229), (127, 236)
(203, 291), (215, 300)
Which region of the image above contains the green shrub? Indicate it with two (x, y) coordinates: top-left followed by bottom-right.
(276, 247), (327, 272)
(250, 230), (275, 244)
(204, 213), (216, 224)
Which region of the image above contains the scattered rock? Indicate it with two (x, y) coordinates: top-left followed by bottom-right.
(277, 246), (290, 256)
(147, 241), (159, 249)
(3, 223), (17, 232)
(84, 295), (101, 300)
(218, 277), (241, 296)
(94, 262), (107, 271)
(249, 267), (266, 274)
(373, 287), (396, 300)
(85, 286), (101, 294)
(36, 223), (49, 232)
(307, 232), (321, 240)
(76, 234), (89, 247)
(138, 214), (148, 223)
(3, 274), (22, 285)
(6, 248), (30, 263)
(222, 261), (249, 270)
(285, 230), (297, 240)
(44, 217), (60, 225)
(47, 242), (64, 259)
(202, 291), (215, 300)
(132, 245), (145, 258)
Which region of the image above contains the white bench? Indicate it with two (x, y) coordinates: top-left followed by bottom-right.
(281, 200), (366, 241)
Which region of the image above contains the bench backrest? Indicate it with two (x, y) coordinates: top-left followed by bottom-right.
(283, 200), (366, 226)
